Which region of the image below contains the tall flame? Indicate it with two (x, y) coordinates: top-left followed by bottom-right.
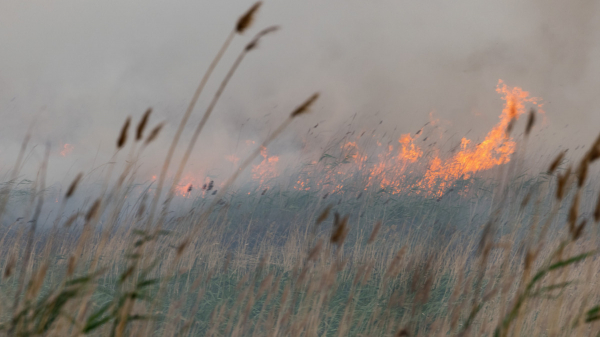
(416, 80), (543, 195)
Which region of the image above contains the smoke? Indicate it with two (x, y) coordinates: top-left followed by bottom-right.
(0, 0), (598, 190)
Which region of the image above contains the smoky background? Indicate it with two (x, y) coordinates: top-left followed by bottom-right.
(0, 0), (599, 207)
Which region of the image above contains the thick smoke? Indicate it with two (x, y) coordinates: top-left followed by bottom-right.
(0, 0), (598, 192)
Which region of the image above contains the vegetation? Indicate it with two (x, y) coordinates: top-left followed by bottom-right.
(2, 2), (600, 336)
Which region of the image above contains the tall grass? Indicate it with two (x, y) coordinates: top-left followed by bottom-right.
(2, 3), (600, 337)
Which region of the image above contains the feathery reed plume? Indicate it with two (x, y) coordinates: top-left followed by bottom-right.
(576, 157), (589, 188)
(588, 132), (600, 162)
(3, 256), (15, 279)
(315, 204), (332, 226)
(525, 108), (536, 136)
(148, 3), (259, 228)
(573, 219), (587, 240)
(166, 26), (281, 216)
(65, 173), (83, 199)
(86, 199), (101, 222)
(117, 117), (130, 149)
(291, 93), (320, 118)
(330, 213), (349, 246)
(136, 108), (152, 141)
(236, 2), (262, 34)
(548, 151), (566, 174)
(145, 122), (164, 145)
(63, 212), (80, 228)
(505, 118), (515, 137)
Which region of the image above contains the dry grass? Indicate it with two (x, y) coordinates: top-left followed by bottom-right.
(2, 3), (600, 337)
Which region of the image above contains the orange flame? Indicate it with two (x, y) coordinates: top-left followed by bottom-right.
(295, 79), (543, 198)
(398, 134), (422, 163)
(252, 146), (279, 188)
(416, 80), (543, 195)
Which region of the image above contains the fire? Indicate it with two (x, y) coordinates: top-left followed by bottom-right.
(398, 134), (422, 163)
(161, 80), (542, 200)
(294, 79), (543, 198)
(60, 144), (74, 157)
(252, 146), (279, 188)
(174, 174), (212, 197)
(366, 134), (423, 194)
(416, 80), (543, 195)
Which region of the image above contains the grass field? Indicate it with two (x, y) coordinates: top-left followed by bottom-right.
(2, 3), (600, 336)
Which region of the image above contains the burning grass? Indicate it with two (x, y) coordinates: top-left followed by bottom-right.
(2, 3), (600, 336)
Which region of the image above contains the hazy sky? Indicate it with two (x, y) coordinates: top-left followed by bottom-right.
(1, 0), (599, 187)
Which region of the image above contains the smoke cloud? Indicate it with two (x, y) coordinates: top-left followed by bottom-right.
(1, 0), (599, 189)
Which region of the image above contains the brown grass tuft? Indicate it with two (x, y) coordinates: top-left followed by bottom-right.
(85, 199), (101, 222)
(525, 108), (536, 136)
(63, 212), (80, 228)
(556, 166), (571, 200)
(330, 213), (349, 246)
(291, 93), (320, 118)
(136, 108), (152, 141)
(315, 204), (332, 227)
(145, 122), (164, 145)
(65, 173), (83, 199)
(117, 117), (131, 149)
(3, 255), (15, 279)
(548, 150), (566, 174)
(236, 2), (262, 34)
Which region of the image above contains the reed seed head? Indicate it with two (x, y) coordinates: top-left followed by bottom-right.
(291, 93), (320, 118)
(589, 132), (600, 162)
(86, 198), (101, 221)
(577, 157), (589, 188)
(65, 173), (83, 199)
(3, 256), (14, 279)
(117, 117), (130, 149)
(548, 151), (566, 174)
(505, 117), (515, 137)
(236, 2), (262, 34)
(136, 108), (152, 141)
(145, 122), (164, 145)
(525, 108), (536, 136)
(556, 166), (571, 200)
(573, 219), (587, 240)
(315, 204), (332, 227)
(330, 213), (349, 246)
(64, 213), (79, 227)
